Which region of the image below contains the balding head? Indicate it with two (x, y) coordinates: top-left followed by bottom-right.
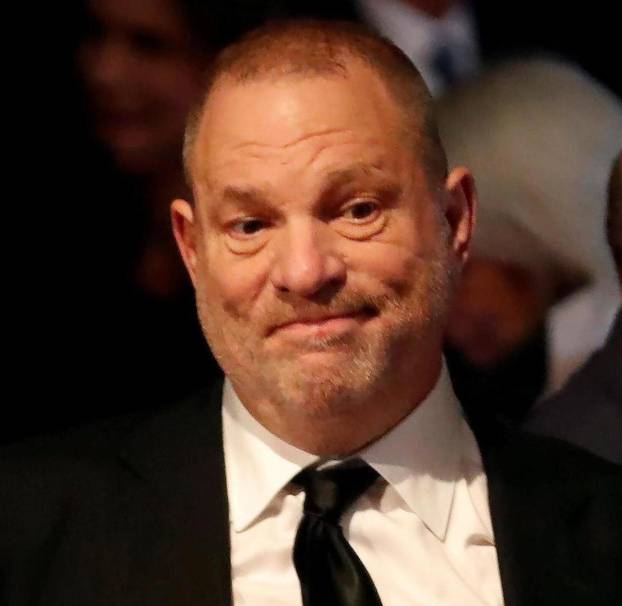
(183, 19), (447, 187)
(608, 151), (622, 284)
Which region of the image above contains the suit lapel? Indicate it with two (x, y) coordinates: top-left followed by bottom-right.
(481, 430), (612, 605)
(118, 380), (232, 606)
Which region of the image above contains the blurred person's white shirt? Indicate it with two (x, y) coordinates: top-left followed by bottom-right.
(357, 0), (480, 94)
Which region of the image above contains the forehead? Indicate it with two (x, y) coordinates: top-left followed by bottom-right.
(191, 63), (415, 185)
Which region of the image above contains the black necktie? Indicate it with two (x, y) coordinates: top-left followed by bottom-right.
(293, 461), (383, 606)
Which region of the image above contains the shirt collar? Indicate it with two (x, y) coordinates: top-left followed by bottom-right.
(361, 364), (462, 540)
(223, 380), (318, 532)
(223, 362), (465, 539)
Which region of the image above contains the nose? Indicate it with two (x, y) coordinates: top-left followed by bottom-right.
(269, 218), (347, 298)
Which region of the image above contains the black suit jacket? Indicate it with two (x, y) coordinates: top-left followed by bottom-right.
(2, 382), (621, 606)
(525, 310), (622, 464)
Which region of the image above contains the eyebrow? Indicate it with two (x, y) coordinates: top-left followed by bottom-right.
(218, 185), (273, 214)
(319, 164), (403, 200)
(214, 163), (402, 215)
(322, 165), (378, 189)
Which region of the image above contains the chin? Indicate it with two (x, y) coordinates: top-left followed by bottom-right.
(274, 375), (373, 419)
(266, 346), (389, 417)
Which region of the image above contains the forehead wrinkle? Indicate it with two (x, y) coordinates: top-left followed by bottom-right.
(301, 134), (399, 174)
(209, 132), (388, 183)
(203, 137), (405, 202)
(225, 127), (349, 153)
(219, 129), (368, 168)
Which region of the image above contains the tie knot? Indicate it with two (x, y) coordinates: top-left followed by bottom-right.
(294, 461), (379, 523)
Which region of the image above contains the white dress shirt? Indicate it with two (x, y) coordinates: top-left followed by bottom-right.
(223, 364), (504, 605)
(356, 0), (480, 95)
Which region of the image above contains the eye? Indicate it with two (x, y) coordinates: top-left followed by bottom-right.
(333, 198), (386, 240)
(230, 217), (268, 237)
(342, 200), (380, 222)
(224, 216), (272, 254)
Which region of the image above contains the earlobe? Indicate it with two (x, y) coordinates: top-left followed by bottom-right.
(171, 198), (199, 287)
(444, 166), (477, 265)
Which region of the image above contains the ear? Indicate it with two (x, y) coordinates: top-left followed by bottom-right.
(443, 166), (477, 266)
(171, 198), (199, 287)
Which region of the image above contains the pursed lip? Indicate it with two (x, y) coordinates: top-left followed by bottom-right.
(267, 307), (376, 337)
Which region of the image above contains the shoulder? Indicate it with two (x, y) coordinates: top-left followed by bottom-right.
(481, 427), (622, 510)
(1, 384), (220, 480)
(482, 424), (620, 474)
(523, 315), (622, 462)
(0, 385), (222, 547)
(1, 412), (143, 510)
(0, 385), (226, 605)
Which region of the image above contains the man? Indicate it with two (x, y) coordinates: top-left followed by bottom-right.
(2, 20), (620, 606)
(525, 152), (622, 463)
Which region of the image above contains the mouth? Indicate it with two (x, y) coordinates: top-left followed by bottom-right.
(268, 306), (378, 340)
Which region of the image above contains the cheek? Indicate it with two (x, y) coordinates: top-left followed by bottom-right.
(346, 217), (443, 295)
(202, 247), (270, 321)
(349, 243), (418, 293)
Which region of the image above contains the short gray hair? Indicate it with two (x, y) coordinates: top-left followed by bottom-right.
(183, 19), (447, 187)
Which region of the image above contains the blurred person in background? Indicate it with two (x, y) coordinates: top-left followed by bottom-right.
(524, 152), (622, 463)
(355, 0), (481, 94)
(70, 0), (253, 426)
(438, 58), (622, 429)
(345, 1), (622, 98)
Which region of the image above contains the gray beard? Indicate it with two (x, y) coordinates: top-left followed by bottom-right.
(197, 245), (455, 419)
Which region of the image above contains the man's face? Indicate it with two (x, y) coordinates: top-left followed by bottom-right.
(174, 62), (471, 419)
